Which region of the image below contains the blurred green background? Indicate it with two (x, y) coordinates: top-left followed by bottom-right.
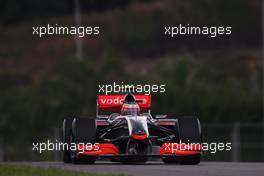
(0, 0), (262, 161)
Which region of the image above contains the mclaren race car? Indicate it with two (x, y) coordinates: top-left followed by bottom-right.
(62, 94), (202, 164)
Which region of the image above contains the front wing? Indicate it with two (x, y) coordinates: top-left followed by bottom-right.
(76, 143), (202, 158)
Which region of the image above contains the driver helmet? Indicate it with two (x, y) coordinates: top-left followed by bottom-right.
(121, 103), (140, 116)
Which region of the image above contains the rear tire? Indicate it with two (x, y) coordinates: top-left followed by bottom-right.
(62, 116), (74, 163)
(71, 117), (97, 164)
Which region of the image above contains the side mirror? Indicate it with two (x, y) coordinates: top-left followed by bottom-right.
(155, 115), (167, 119)
(97, 115), (109, 119)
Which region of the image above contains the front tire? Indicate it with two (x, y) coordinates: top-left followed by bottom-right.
(62, 116), (74, 163)
(178, 116), (201, 165)
(162, 116), (202, 165)
(71, 117), (97, 164)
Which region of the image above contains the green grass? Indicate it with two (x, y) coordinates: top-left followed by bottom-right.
(0, 165), (124, 176)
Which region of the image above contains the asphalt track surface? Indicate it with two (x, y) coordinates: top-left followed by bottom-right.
(2, 161), (264, 176)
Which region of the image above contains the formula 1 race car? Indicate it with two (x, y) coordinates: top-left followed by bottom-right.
(62, 94), (202, 164)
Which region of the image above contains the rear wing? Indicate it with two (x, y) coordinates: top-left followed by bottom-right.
(96, 94), (151, 118)
(97, 94), (151, 109)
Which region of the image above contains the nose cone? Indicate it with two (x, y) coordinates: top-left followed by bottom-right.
(131, 129), (148, 140)
(131, 133), (148, 140)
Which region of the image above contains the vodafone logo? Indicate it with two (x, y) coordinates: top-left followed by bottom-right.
(98, 95), (151, 109)
(99, 97), (147, 105)
(100, 97), (124, 105)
